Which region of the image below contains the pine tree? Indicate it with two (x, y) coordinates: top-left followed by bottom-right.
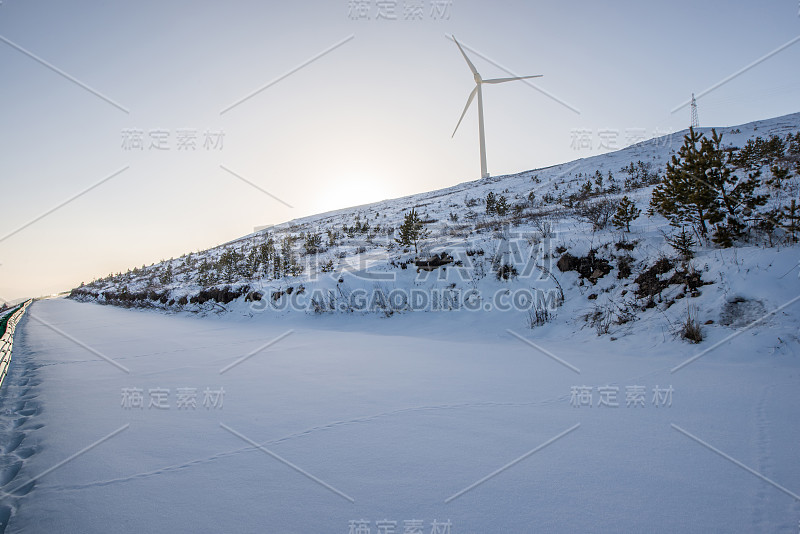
(788, 133), (800, 172)
(217, 249), (243, 282)
(667, 227), (698, 262)
(485, 192), (496, 215)
(304, 233), (322, 254)
(705, 130), (767, 246)
(768, 165), (790, 188)
(594, 170), (604, 190)
(259, 237), (274, 266)
(651, 127), (768, 247)
(246, 247), (260, 278)
(159, 263), (173, 285)
(782, 199), (799, 243)
(281, 236), (301, 275)
(579, 179), (593, 198)
(197, 259), (216, 287)
(395, 208), (429, 253)
(612, 196), (641, 232)
(326, 229), (339, 247)
(650, 127), (719, 238)
(705, 129), (766, 220)
(495, 195), (509, 216)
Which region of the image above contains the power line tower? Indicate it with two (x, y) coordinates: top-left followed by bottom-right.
(690, 93), (699, 129)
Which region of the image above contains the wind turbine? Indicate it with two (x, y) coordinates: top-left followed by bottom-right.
(450, 36), (542, 179)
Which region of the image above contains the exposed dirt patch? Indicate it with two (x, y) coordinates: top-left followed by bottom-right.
(719, 296), (767, 328)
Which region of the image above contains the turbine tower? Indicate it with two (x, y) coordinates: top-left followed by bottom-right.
(451, 36), (542, 179)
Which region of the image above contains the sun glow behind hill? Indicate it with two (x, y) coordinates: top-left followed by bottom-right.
(315, 172), (393, 215)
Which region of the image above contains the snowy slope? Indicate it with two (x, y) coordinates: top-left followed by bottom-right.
(69, 111), (800, 323)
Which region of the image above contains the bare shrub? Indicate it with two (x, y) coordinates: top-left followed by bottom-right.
(528, 306), (553, 328)
(680, 306), (703, 343)
(576, 198), (618, 231)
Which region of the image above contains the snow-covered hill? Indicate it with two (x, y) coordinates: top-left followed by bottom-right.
(69, 112), (800, 340)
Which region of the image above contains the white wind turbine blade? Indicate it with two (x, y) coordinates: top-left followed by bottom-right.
(482, 75), (543, 84)
(452, 86), (478, 137)
(452, 35), (479, 77)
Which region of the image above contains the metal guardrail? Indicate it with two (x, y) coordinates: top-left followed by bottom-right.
(0, 299), (32, 390)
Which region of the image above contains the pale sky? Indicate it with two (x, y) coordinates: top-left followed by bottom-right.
(1, 0), (799, 301)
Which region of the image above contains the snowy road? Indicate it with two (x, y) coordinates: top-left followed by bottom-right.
(1, 298), (799, 532)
